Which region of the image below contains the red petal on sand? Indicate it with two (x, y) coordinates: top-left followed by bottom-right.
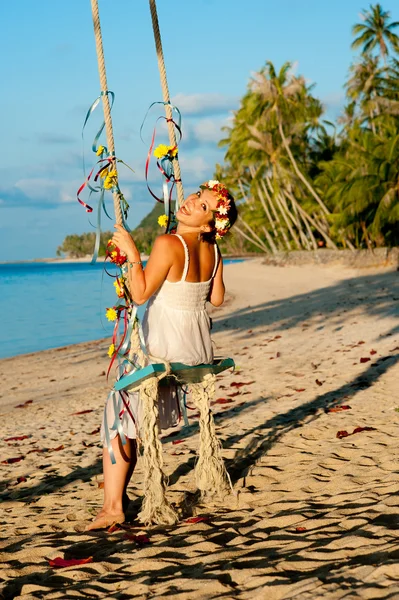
(295, 526), (307, 532)
(2, 456), (25, 464)
(357, 341), (365, 345)
(370, 350), (377, 355)
(360, 357), (371, 363)
(4, 435), (30, 442)
(49, 445), (64, 452)
(186, 516), (210, 524)
(214, 398), (234, 405)
(336, 430), (349, 439)
(107, 523), (123, 533)
(49, 557), (93, 568)
(352, 426), (377, 434)
(230, 381), (255, 388)
(124, 533), (150, 545)
(274, 335), (282, 339)
(227, 391), (241, 397)
(326, 405), (352, 413)
(247, 330), (253, 334)
(17, 476), (27, 483)
(15, 400), (33, 408)
(315, 379), (323, 386)
(97, 481), (104, 489)
(276, 352), (281, 358)
(89, 427), (101, 435)
(71, 409), (94, 416)
(172, 439), (185, 445)
(295, 388), (306, 393)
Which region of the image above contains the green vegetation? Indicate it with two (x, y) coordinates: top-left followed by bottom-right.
(60, 4), (399, 258)
(219, 3), (399, 253)
(56, 231), (113, 258)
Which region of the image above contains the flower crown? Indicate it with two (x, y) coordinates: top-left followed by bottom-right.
(200, 180), (232, 239)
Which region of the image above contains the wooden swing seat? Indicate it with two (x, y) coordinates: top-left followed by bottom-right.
(114, 357), (235, 391)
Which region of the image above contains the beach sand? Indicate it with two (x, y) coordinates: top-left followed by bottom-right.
(1, 258), (399, 599)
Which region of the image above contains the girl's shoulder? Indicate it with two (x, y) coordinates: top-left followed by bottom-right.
(152, 233), (182, 253)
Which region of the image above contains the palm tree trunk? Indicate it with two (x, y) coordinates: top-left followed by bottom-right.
(237, 215), (270, 253)
(260, 176), (291, 250)
(285, 191), (337, 249)
(236, 217), (271, 253)
(284, 189), (318, 250)
(238, 178), (250, 204)
(360, 220), (373, 250)
(277, 119), (330, 215)
(274, 193), (301, 249)
(287, 195), (312, 250)
(254, 183), (278, 241)
(276, 186), (310, 249)
(248, 166), (287, 250)
(262, 226), (279, 254)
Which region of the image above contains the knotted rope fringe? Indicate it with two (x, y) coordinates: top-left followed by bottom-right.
(127, 319), (147, 372)
(137, 375), (178, 525)
(149, 0), (184, 209)
(191, 374), (231, 499)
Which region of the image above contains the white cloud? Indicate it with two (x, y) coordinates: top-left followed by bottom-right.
(192, 117), (229, 144)
(171, 93), (238, 116)
(178, 155), (211, 181)
(37, 132), (76, 145)
(13, 178), (79, 205)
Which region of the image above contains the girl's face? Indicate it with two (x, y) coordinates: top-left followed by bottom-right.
(176, 186), (218, 231)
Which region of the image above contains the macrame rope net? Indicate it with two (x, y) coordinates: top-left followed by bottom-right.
(90, 0), (230, 526)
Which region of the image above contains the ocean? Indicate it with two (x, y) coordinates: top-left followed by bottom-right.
(0, 259), (243, 360)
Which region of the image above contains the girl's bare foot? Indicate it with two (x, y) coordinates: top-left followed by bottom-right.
(85, 509), (125, 531)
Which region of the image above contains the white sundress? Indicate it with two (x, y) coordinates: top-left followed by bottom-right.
(101, 234), (219, 445)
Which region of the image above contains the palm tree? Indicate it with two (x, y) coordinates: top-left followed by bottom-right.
(352, 3), (399, 64)
(251, 61), (331, 216)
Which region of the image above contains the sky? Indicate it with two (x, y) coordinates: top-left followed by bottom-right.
(2, 0), (398, 261)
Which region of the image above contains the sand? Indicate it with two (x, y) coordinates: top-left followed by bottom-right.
(1, 258), (399, 599)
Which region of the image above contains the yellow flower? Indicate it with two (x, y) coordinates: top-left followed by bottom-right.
(111, 250), (117, 258)
(107, 343), (115, 357)
(157, 214), (168, 227)
(105, 307), (118, 321)
(168, 146), (178, 158)
(96, 145), (105, 156)
(153, 144), (169, 159)
(100, 168), (108, 179)
(113, 280), (124, 298)
(103, 176), (116, 190)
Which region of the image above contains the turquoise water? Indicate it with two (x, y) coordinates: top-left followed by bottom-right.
(0, 259), (243, 359)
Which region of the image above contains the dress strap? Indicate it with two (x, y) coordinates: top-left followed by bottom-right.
(174, 234), (190, 281)
(211, 243), (219, 278)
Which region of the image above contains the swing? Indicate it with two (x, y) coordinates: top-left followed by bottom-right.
(87, 0), (235, 526)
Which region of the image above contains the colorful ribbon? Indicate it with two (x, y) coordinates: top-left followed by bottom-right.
(141, 102), (182, 232)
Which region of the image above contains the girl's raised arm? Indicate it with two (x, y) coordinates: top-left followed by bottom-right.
(209, 256), (225, 307)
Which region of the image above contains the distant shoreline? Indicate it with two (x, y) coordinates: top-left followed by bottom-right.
(0, 253), (258, 265)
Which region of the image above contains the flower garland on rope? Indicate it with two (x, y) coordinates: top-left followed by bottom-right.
(76, 94), (134, 263)
(141, 102), (182, 232)
(103, 240), (137, 377)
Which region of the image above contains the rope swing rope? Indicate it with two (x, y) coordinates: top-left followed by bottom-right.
(90, 0), (124, 227)
(86, 0), (231, 526)
(148, 0), (185, 209)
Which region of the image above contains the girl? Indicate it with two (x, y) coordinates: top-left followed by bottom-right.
(87, 180), (237, 530)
